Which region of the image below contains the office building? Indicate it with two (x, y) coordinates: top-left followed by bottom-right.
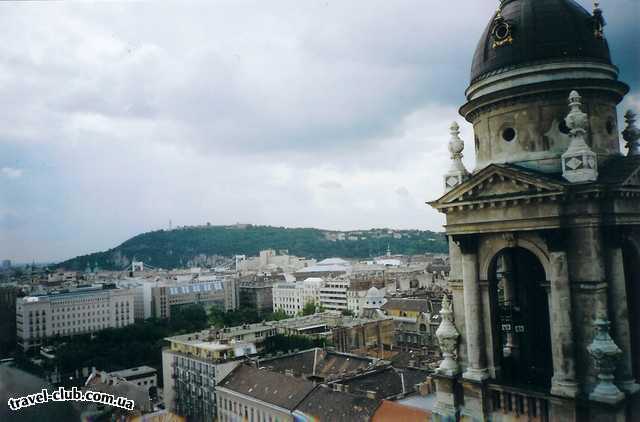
(162, 331), (257, 421)
(151, 278), (236, 319)
(16, 285), (135, 351)
(272, 278), (323, 316)
(319, 278), (350, 313)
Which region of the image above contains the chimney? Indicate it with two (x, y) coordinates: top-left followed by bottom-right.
(366, 390), (377, 399)
(417, 382), (431, 396)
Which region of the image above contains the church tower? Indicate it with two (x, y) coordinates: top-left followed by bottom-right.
(429, 0), (640, 420)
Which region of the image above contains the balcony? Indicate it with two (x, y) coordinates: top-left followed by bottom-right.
(487, 383), (550, 422)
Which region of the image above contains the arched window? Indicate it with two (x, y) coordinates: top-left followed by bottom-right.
(488, 247), (552, 389)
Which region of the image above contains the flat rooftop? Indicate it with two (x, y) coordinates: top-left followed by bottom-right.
(109, 365), (157, 379)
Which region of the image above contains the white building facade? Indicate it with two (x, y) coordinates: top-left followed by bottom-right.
(16, 286), (135, 351)
(319, 278), (350, 313)
(272, 278), (323, 316)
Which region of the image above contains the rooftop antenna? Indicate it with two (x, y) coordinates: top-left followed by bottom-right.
(169, 219), (172, 230)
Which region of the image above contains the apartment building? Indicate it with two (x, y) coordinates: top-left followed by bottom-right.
(217, 363), (430, 422)
(109, 366), (158, 393)
(216, 364), (316, 422)
(272, 278), (323, 316)
(0, 285), (21, 356)
(116, 277), (160, 321)
(151, 278), (236, 319)
(319, 278), (350, 313)
(381, 298), (441, 350)
(238, 280), (273, 314)
(162, 331), (257, 421)
(16, 285), (135, 351)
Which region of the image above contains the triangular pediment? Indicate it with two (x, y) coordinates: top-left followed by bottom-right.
(623, 166), (640, 187)
(429, 164), (567, 209)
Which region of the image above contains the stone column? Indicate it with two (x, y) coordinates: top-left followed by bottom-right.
(456, 235), (489, 382)
(606, 232), (640, 394)
(548, 248), (579, 398)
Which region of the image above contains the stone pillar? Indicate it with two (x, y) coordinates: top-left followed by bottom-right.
(432, 375), (460, 422)
(456, 235), (489, 382)
(588, 319), (625, 404)
(622, 109), (640, 156)
(562, 91), (598, 183)
(443, 122), (470, 192)
(606, 232), (640, 394)
(548, 246), (579, 398)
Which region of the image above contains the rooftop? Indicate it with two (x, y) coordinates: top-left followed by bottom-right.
(258, 348), (377, 380)
(336, 366), (430, 400)
(108, 366), (157, 379)
(471, 0), (612, 83)
(295, 385), (380, 422)
(382, 298), (430, 314)
(218, 364), (316, 411)
(165, 281), (225, 295)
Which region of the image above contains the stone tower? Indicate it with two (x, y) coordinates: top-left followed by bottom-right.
(429, 0), (640, 420)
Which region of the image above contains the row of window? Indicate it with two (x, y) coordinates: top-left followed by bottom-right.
(219, 396), (281, 422)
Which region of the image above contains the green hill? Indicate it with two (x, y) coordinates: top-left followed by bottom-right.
(57, 225), (448, 270)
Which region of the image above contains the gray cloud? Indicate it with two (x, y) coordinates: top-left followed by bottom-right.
(0, 0), (637, 262)
(1, 167), (22, 179)
(395, 187), (410, 198)
(319, 181), (344, 190)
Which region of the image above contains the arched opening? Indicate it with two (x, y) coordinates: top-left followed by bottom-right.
(623, 241), (640, 380)
(489, 247), (553, 389)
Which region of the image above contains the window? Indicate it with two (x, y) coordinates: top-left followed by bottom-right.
(502, 127), (516, 142)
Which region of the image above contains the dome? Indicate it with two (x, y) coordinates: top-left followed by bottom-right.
(470, 0), (612, 83)
(366, 287), (381, 297)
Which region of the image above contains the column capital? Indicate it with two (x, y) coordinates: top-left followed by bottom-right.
(452, 235), (479, 255)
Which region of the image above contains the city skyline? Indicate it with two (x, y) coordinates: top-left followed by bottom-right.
(1, 0), (638, 262)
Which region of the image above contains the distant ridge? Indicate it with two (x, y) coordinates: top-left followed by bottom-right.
(56, 224), (448, 271)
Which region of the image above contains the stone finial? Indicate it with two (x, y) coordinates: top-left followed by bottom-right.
(435, 294), (460, 376)
(443, 122), (470, 192)
(623, 110), (640, 156)
(587, 319), (625, 404)
(561, 91), (598, 183)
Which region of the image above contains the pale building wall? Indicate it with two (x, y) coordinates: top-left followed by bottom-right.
(17, 288), (135, 351)
(216, 388), (293, 422)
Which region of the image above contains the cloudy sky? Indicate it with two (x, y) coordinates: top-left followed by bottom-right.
(1, 0), (638, 263)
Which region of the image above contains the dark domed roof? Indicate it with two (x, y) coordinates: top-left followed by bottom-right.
(470, 0), (612, 83)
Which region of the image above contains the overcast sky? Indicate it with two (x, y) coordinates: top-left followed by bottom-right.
(0, 0), (638, 263)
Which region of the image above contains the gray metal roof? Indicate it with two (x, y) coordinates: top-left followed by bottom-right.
(471, 0), (612, 83)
